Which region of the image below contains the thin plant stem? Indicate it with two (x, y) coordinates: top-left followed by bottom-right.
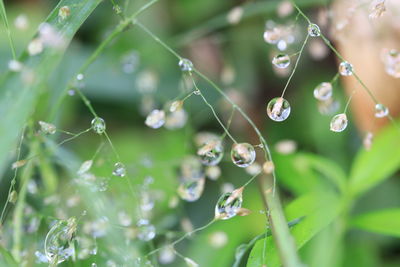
(344, 90), (356, 114)
(0, 0), (17, 60)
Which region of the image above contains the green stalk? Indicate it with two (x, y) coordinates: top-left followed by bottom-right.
(0, 0), (17, 60)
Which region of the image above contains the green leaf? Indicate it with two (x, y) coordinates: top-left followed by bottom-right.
(0, 246), (18, 267)
(246, 192), (340, 267)
(349, 123), (400, 196)
(0, 0), (102, 177)
(350, 209), (400, 237)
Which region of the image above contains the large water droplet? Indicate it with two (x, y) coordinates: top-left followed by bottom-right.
(145, 109), (165, 129)
(266, 97), (291, 121)
(197, 140), (224, 166)
(374, 103), (389, 118)
(112, 162), (126, 177)
(179, 58), (194, 72)
(272, 54), (290, 69)
(39, 121), (56, 135)
(44, 218), (77, 265)
(177, 178), (205, 202)
(231, 143), (256, 168)
(215, 187), (243, 220)
(330, 113), (348, 132)
(136, 219), (156, 241)
(91, 117), (106, 134)
(339, 61), (353, 76)
(308, 23), (321, 37)
(313, 82), (333, 101)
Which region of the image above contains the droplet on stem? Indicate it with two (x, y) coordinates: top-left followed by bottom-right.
(231, 143), (256, 168)
(272, 54), (290, 69)
(197, 140), (224, 166)
(112, 162), (126, 177)
(339, 61), (353, 76)
(39, 121), (56, 135)
(266, 97), (291, 121)
(313, 82), (333, 101)
(330, 113), (348, 132)
(307, 23), (321, 37)
(374, 103), (389, 118)
(145, 109), (165, 129)
(215, 187), (244, 220)
(179, 58), (194, 72)
(58, 6), (71, 21)
(91, 117), (106, 134)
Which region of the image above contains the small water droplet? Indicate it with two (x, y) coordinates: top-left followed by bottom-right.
(197, 140), (224, 166)
(263, 28), (280, 44)
(28, 38), (43, 56)
(158, 246), (176, 264)
(339, 61), (353, 76)
(112, 162), (126, 177)
(374, 103), (389, 118)
(77, 160), (93, 175)
(38, 121), (56, 135)
(14, 14), (29, 30)
(308, 23), (321, 37)
(330, 113), (348, 132)
(272, 54), (290, 68)
(164, 109), (188, 130)
(121, 51), (140, 74)
(137, 219), (156, 241)
(8, 60), (23, 72)
(245, 162), (261, 176)
(227, 6), (243, 25)
(170, 100), (183, 112)
(205, 166), (221, 181)
(266, 97), (291, 121)
(208, 231), (228, 248)
(277, 39), (287, 51)
(313, 82), (333, 101)
(317, 98), (340, 115)
(91, 117), (106, 134)
(12, 160), (27, 169)
(177, 178), (205, 202)
(145, 109), (165, 129)
(193, 89), (201, 95)
(179, 58), (194, 72)
(58, 6), (71, 22)
(180, 156), (204, 180)
(231, 143), (256, 168)
(215, 187), (243, 220)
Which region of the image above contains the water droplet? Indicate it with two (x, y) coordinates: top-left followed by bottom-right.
(272, 54), (290, 68)
(170, 100), (183, 112)
(136, 219), (156, 241)
(180, 156), (204, 180)
(8, 190), (17, 204)
(91, 117), (106, 134)
(231, 143), (256, 168)
(45, 218), (77, 265)
(112, 162), (126, 177)
(38, 121), (56, 135)
(177, 178), (205, 202)
(263, 28), (280, 44)
(208, 231), (228, 248)
(118, 211), (132, 226)
(330, 113), (348, 132)
(205, 166), (221, 181)
(339, 61), (353, 76)
(12, 160), (27, 169)
(28, 38), (43, 55)
(363, 132), (374, 150)
(164, 109), (188, 130)
(277, 39), (287, 51)
(263, 161), (275, 174)
(145, 109), (165, 129)
(121, 51), (140, 74)
(266, 97), (291, 121)
(179, 58), (194, 72)
(91, 263), (97, 267)
(136, 70), (158, 94)
(215, 187), (243, 220)
(58, 6), (71, 21)
(77, 160), (93, 176)
(197, 140), (224, 166)
(374, 103), (389, 118)
(382, 49), (400, 78)
(275, 139), (297, 154)
(227, 6), (243, 25)
(14, 14), (29, 30)
(184, 257), (199, 267)
(308, 23), (321, 37)
(8, 60), (23, 72)
(193, 89), (201, 95)
(158, 246), (176, 264)
(245, 162), (261, 176)
(313, 82), (333, 101)
(113, 4), (122, 14)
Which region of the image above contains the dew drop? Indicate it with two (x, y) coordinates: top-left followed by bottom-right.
(277, 39), (287, 51)
(179, 58), (194, 72)
(215, 187), (243, 220)
(263, 28), (280, 44)
(121, 51), (140, 74)
(177, 178), (205, 202)
(245, 162), (261, 176)
(308, 23), (321, 37)
(231, 143), (256, 168)
(313, 82), (333, 101)
(91, 117), (106, 134)
(136, 219), (156, 241)
(45, 218), (77, 265)
(374, 103), (389, 118)
(38, 121), (56, 135)
(145, 109), (165, 129)
(227, 6), (243, 25)
(14, 14), (29, 30)
(180, 156), (204, 180)
(164, 109), (188, 130)
(205, 166), (221, 181)
(58, 6), (71, 21)
(382, 49), (400, 78)
(330, 113), (348, 132)
(317, 98), (340, 115)
(339, 61), (353, 76)
(197, 140), (224, 166)
(208, 231), (228, 248)
(193, 89), (201, 95)
(158, 246), (176, 264)
(112, 162), (126, 177)
(272, 54), (290, 68)
(266, 97), (291, 121)
(170, 100), (183, 112)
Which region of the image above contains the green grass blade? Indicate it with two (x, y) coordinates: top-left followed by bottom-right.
(0, 0), (102, 177)
(0, 0), (17, 59)
(351, 209), (400, 237)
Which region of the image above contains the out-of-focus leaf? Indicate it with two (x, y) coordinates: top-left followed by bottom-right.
(0, 246), (18, 267)
(349, 123), (400, 196)
(0, 0), (102, 177)
(246, 192), (340, 267)
(350, 209), (400, 237)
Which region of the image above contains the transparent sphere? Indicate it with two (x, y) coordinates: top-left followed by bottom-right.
(39, 121), (56, 135)
(374, 103), (389, 118)
(215, 188), (243, 220)
(178, 58), (194, 72)
(339, 61), (353, 76)
(136, 219), (156, 241)
(145, 109), (165, 129)
(177, 178), (205, 202)
(263, 28), (280, 44)
(330, 113), (348, 132)
(91, 117), (106, 134)
(307, 23), (321, 37)
(112, 162), (126, 177)
(231, 143), (256, 168)
(266, 97), (291, 122)
(197, 140), (224, 166)
(313, 82), (333, 101)
(272, 54), (290, 69)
